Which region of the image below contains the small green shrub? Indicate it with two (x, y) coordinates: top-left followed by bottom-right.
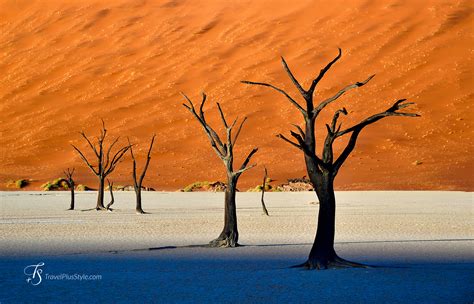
(41, 178), (69, 191)
(16, 179), (28, 188)
(247, 183), (273, 192)
(246, 177), (274, 192)
(276, 177), (313, 192)
(76, 184), (93, 191)
(6, 179), (29, 189)
(182, 181), (210, 192)
(106, 185), (133, 191)
(182, 181), (226, 192)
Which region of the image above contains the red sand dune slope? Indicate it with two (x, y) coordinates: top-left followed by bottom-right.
(0, 0), (472, 191)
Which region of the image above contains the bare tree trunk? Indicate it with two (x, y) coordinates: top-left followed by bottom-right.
(106, 179), (115, 211)
(306, 173), (337, 268)
(69, 186), (75, 210)
(64, 168), (75, 210)
(128, 135), (155, 215)
(135, 186), (144, 214)
(260, 167), (269, 216)
(303, 172), (366, 269)
(210, 176), (238, 247)
(96, 177), (106, 210)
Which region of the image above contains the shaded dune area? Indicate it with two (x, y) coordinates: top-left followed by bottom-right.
(0, 0), (472, 191)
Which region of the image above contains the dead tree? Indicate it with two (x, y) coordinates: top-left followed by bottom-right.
(106, 179), (114, 211)
(260, 167), (269, 216)
(128, 135), (156, 214)
(182, 92), (258, 247)
(242, 48), (419, 269)
(64, 168), (75, 210)
(71, 120), (130, 211)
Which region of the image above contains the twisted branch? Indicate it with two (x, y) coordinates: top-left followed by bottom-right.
(307, 48), (342, 95)
(314, 74), (375, 116)
(182, 92), (226, 158)
(333, 99), (420, 171)
(241, 81), (306, 117)
(182, 92), (258, 178)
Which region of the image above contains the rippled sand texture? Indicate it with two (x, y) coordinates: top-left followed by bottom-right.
(0, 0), (472, 190)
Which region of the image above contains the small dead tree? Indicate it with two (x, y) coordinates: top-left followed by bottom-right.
(128, 135), (156, 214)
(64, 168), (75, 210)
(106, 179), (114, 211)
(182, 92), (258, 247)
(71, 120), (130, 211)
(242, 48), (419, 269)
(260, 167), (269, 216)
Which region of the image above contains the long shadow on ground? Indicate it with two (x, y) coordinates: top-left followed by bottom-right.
(1, 240), (473, 303)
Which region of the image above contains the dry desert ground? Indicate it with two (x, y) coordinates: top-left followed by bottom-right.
(0, 191), (472, 302)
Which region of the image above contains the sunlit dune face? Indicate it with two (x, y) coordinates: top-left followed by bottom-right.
(0, 0), (472, 191)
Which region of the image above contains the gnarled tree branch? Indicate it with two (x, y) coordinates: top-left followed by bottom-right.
(307, 48), (342, 95)
(235, 147), (258, 178)
(313, 74), (375, 116)
(241, 81), (306, 117)
(71, 144), (98, 175)
(333, 99), (420, 171)
(182, 92), (226, 158)
(281, 56), (307, 98)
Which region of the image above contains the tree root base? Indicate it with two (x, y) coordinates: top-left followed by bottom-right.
(208, 236), (239, 248)
(293, 256), (372, 270)
(93, 205), (116, 212)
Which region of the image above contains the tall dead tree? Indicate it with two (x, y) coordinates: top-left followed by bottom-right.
(71, 120), (130, 211)
(242, 48), (419, 269)
(182, 92), (258, 247)
(128, 135), (156, 214)
(64, 168), (75, 210)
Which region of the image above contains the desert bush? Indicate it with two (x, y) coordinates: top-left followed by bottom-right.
(247, 177), (273, 192)
(182, 181), (227, 192)
(104, 185), (155, 191)
(6, 179), (29, 189)
(16, 179), (28, 188)
(276, 177), (314, 192)
(76, 184), (94, 191)
(41, 178), (69, 191)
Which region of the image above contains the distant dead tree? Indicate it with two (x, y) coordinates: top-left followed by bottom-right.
(242, 48), (419, 269)
(128, 135), (156, 214)
(64, 168), (75, 210)
(260, 167), (269, 216)
(71, 120), (130, 211)
(182, 92), (258, 247)
(106, 179), (114, 211)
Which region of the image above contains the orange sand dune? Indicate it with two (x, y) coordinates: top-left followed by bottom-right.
(0, 0), (472, 191)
